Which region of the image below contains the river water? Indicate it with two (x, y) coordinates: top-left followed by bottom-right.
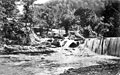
(0, 47), (120, 75)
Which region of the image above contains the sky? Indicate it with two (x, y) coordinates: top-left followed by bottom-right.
(17, 0), (51, 14)
(34, 0), (50, 4)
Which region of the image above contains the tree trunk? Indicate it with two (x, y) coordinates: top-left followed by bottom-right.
(29, 30), (41, 45)
(65, 27), (69, 35)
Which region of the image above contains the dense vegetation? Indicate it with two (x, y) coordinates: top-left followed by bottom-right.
(0, 0), (120, 45)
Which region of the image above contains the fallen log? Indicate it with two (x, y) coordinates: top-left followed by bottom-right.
(2, 45), (55, 54)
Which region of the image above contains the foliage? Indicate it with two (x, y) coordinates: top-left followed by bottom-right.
(0, 0), (18, 44)
(74, 8), (95, 27)
(0, 0), (120, 45)
(32, 0), (120, 37)
(74, 7), (114, 37)
(100, 1), (120, 37)
(33, 0), (115, 37)
(33, 0), (77, 36)
(0, 0), (37, 45)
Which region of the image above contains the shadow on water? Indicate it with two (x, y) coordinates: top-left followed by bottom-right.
(60, 60), (120, 75)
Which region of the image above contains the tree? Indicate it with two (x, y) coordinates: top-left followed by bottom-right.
(18, 0), (42, 45)
(74, 8), (97, 37)
(39, 0), (76, 35)
(100, 1), (120, 37)
(0, 0), (20, 44)
(0, 0), (40, 45)
(59, 13), (75, 35)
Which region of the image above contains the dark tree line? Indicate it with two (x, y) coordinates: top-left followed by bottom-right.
(0, 0), (120, 45)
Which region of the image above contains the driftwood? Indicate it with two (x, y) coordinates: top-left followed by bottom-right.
(3, 45), (55, 54)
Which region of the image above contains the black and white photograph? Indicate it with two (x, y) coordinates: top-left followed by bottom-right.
(0, 0), (120, 75)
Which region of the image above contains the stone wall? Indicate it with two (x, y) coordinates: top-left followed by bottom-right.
(84, 37), (120, 57)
